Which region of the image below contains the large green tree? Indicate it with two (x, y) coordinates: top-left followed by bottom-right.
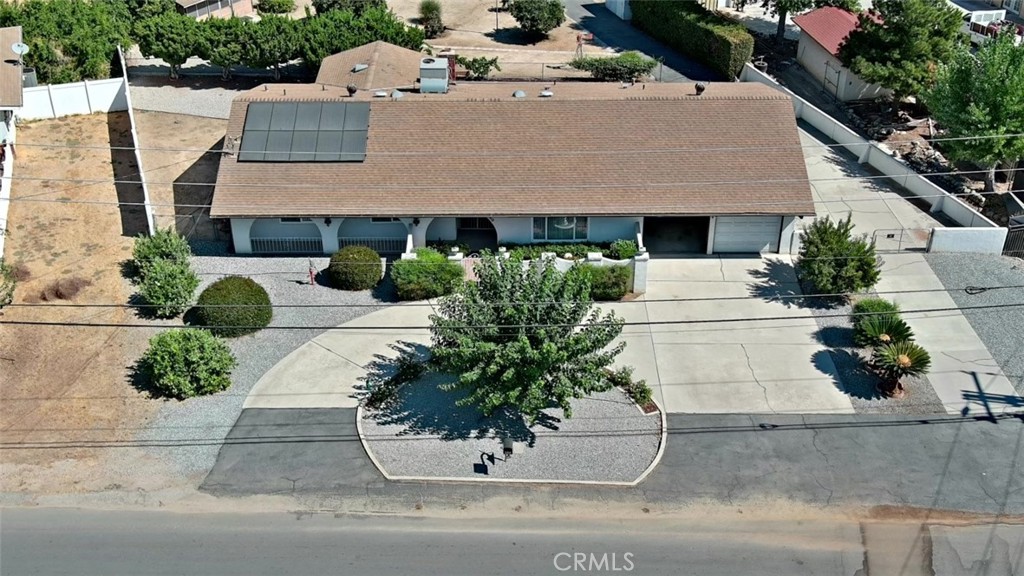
(760, 0), (860, 43)
(135, 11), (201, 79)
(430, 253), (626, 423)
(299, 6), (425, 70)
(241, 15), (299, 80)
(509, 0), (566, 37)
(924, 32), (1024, 192)
(199, 17), (248, 79)
(311, 0), (384, 16)
(837, 0), (963, 100)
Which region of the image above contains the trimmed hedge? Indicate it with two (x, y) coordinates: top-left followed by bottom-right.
(328, 245), (382, 290)
(630, 0), (753, 79)
(195, 276), (273, 337)
(391, 248), (465, 301)
(579, 264), (632, 301)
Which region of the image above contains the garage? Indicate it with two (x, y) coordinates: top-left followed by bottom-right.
(642, 217), (710, 254)
(711, 216), (782, 254)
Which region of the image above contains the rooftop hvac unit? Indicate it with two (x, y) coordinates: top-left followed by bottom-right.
(419, 57), (449, 94)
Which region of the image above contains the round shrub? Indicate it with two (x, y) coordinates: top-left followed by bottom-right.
(328, 245), (382, 290)
(195, 276), (272, 337)
(391, 247), (464, 301)
(140, 329), (236, 399)
(132, 228), (192, 279)
(852, 297), (900, 325)
(138, 258), (199, 318)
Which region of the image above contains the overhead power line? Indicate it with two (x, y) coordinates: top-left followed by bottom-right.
(7, 285), (1022, 310)
(3, 302), (1022, 330)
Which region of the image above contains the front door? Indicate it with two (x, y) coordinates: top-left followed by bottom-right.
(456, 217), (497, 253)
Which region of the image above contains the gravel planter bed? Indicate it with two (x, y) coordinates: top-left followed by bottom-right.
(360, 373), (662, 483)
(135, 256), (388, 479)
(925, 253), (1024, 395)
(810, 301), (946, 414)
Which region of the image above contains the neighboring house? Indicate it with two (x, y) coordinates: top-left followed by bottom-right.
(946, 0), (1024, 45)
(315, 41), (427, 91)
(976, 0), (1024, 19)
(0, 26), (24, 142)
(792, 7), (891, 102)
(211, 48), (815, 257)
(176, 0), (254, 19)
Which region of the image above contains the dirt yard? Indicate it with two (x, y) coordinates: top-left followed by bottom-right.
(388, 0), (608, 79)
(0, 113), (176, 496)
(133, 110), (229, 244)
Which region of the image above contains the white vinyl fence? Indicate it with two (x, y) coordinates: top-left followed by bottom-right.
(0, 119), (14, 257)
(739, 64), (1008, 254)
(19, 77), (128, 121)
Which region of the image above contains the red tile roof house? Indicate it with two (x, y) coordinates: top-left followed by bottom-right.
(792, 7), (892, 102)
(210, 43), (816, 257)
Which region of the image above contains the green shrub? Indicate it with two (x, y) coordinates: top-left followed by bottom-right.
(257, 0), (296, 13)
(506, 243), (606, 260)
(852, 298), (901, 324)
(139, 329), (237, 399)
(608, 366), (653, 407)
(797, 215), (880, 296)
(872, 340), (932, 392)
(427, 240), (470, 255)
(132, 228), (192, 281)
(419, 0), (444, 38)
(854, 315), (914, 348)
(578, 264), (632, 301)
(391, 248), (465, 301)
(194, 276), (272, 337)
(608, 239), (639, 260)
(630, 0), (753, 79)
(0, 259), (15, 309)
(570, 51), (658, 81)
(138, 259), (199, 318)
(328, 245), (382, 290)
(456, 55), (501, 79)
(311, 0), (384, 15)
(509, 0), (565, 36)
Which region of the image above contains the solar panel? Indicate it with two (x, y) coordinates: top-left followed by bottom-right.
(239, 102), (370, 163)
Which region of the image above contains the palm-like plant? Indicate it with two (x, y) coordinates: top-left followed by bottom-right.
(872, 341), (932, 396)
(854, 315), (914, 348)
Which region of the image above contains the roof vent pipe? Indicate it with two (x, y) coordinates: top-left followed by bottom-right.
(346, 84), (357, 96)
(694, 82), (707, 96)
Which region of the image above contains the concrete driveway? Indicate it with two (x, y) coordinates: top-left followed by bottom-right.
(608, 257), (855, 415)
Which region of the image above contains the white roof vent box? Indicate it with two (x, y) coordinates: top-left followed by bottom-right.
(512, 90), (526, 98)
(539, 88), (554, 98)
(352, 63), (369, 73)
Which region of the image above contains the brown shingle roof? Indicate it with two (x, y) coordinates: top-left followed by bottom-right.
(315, 41), (425, 91)
(0, 26), (24, 109)
(211, 81), (815, 218)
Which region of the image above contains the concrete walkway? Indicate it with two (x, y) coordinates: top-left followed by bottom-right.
(800, 128), (1021, 416)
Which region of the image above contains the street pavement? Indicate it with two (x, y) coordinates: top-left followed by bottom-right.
(4, 508), (1022, 575)
(202, 412), (1024, 517)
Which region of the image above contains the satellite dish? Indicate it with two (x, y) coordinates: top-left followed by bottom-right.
(11, 42), (29, 57)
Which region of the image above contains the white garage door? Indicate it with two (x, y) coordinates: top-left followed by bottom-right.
(712, 216), (782, 253)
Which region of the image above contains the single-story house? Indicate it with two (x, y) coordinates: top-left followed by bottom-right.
(210, 48), (816, 257)
(176, 0), (253, 19)
(792, 7), (891, 102)
(1, 26), (24, 142)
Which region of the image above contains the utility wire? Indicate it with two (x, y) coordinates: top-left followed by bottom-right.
(10, 130), (1024, 156)
(7, 285), (1023, 309)
(3, 302), (1023, 330)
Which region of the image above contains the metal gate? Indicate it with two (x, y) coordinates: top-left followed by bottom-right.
(1004, 225), (1024, 258)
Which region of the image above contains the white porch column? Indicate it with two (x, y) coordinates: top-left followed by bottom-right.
(314, 217), (343, 254)
(230, 218), (255, 254)
(632, 251), (649, 294)
(706, 216), (717, 255)
(407, 217), (434, 248)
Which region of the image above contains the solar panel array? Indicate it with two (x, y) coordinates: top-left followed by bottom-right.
(238, 102), (370, 162)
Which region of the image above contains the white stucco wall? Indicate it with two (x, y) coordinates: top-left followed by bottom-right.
(796, 35), (890, 102)
(588, 217), (642, 242)
(491, 217), (535, 244)
(780, 216), (800, 255)
(250, 218), (320, 239)
(928, 227), (1008, 254)
(425, 217), (457, 242)
(337, 218), (407, 238)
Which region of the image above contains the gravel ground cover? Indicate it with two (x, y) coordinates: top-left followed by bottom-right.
(360, 374), (661, 483)
(809, 301), (945, 414)
(135, 256), (387, 479)
(128, 75), (259, 119)
(925, 254), (1024, 395)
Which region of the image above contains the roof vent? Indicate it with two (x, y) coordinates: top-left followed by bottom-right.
(346, 84), (357, 96)
(694, 82), (707, 96)
(512, 90), (526, 98)
(539, 89), (554, 98)
(352, 63), (369, 73)
(391, 89), (404, 100)
(374, 90), (388, 98)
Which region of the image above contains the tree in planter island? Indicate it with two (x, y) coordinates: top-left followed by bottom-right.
(837, 0), (963, 101)
(509, 0), (566, 38)
(872, 340), (931, 397)
(430, 253), (625, 424)
(797, 215), (880, 296)
(923, 31), (1024, 193)
(135, 11), (201, 79)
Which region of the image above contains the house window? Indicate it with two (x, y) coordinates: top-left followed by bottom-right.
(457, 217), (492, 230)
(371, 217), (401, 223)
(280, 217), (312, 223)
(532, 217), (588, 241)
